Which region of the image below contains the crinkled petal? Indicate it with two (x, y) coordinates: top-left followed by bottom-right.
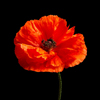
(57, 26), (75, 45)
(38, 15), (69, 43)
(46, 55), (64, 72)
(27, 55), (64, 73)
(55, 33), (87, 68)
(14, 20), (44, 46)
(38, 15), (57, 39)
(52, 17), (68, 44)
(14, 43), (59, 71)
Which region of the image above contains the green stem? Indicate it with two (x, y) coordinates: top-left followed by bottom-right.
(58, 72), (62, 100)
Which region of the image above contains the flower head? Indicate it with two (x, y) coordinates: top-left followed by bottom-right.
(14, 15), (87, 73)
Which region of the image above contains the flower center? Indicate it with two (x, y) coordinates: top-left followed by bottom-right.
(40, 38), (56, 52)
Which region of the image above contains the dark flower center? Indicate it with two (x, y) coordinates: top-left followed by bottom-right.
(40, 38), (56, 52)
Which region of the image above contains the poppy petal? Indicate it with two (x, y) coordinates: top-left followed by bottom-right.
(15, 43), (56, 71)
(55, 33), (87, 68)
(28, 55), (64, 72)
(56, 26), (75, 45)
(53, 18), (68, 44)
(14, 20), (43, 46)
(46, 55), (64, 72)
(38, 15), (69, 42)
(38, 15), (56, 39)
(14, 31), (40, 47)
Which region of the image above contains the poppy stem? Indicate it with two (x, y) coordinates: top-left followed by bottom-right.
(58, 72), (62, 100)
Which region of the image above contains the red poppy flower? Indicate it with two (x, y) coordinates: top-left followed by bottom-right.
(14, 15), (87, 73)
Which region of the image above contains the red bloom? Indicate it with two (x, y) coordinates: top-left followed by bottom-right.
(14, 15), (87, 73)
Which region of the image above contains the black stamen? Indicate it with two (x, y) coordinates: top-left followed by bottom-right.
(41, 38), (56, 52)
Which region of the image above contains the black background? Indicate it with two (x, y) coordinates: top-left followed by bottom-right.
(6, 2), (90, 100)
